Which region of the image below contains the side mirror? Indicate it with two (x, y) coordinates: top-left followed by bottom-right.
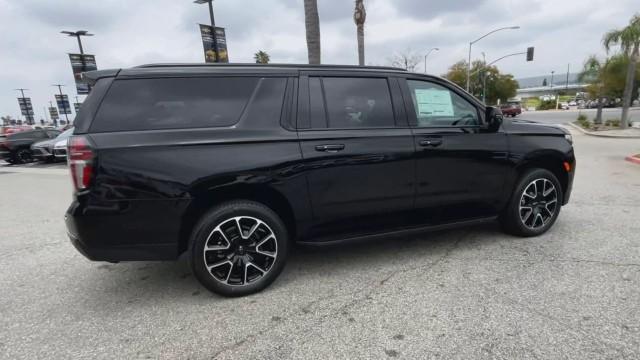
(485, 106), (503, 132)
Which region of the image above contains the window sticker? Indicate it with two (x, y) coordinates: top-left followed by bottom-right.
(415, 89), (454, 117)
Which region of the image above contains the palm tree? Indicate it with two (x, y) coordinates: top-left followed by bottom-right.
(353, 0), (366, 66)
(578, 55), (606, 125)
(304, 0), (321, 64)
(254, 50), (270, 64)
(603, 13), (640, 128)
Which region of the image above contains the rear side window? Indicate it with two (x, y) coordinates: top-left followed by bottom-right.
(321, 77), (394, 129)
(90, 77), (259, 132)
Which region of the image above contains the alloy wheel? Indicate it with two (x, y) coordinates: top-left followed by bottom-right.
(519, 178), (558, 229)
(203, 216), (278, 286)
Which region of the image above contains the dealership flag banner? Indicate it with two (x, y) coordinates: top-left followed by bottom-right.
(17, 97), (35, 123)
(48, 107), (59, 120)
(55, 94), (72, 115)
(68, 54), (98, 95)
(74, 102), (82, 113)
(199, 24), (229, 63)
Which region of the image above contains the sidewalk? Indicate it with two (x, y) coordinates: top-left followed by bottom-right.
(567, 122), (640, 138)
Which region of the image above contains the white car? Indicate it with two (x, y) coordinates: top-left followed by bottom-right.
(559, 102), (570, 110)
(53, 139), (68, 160)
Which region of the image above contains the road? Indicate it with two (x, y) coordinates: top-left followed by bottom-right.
(518, 107), (640, 125)
(1, 130), (639, 359)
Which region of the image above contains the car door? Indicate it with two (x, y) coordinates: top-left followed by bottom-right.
(399, 77), (510, 222)
(297, 73), (415, 239)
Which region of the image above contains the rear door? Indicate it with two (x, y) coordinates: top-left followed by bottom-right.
(399, 77), (510, 221)
(297, 73), (415, 238)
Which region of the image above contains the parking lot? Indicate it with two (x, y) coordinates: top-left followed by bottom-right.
(1, 128), (639, 359)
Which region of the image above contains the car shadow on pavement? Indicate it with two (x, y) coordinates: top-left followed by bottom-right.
(75, 222), (505, 306)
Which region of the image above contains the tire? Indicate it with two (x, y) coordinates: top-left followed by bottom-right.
(13, 149), (33, 164)
(189, 200), (289, 297)
(500, 168), (563, 237)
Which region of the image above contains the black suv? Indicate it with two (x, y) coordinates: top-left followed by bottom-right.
(65, 64), (575, 296)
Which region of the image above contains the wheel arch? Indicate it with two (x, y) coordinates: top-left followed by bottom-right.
(515, 151), (569, 197)
(177, 184), (297, 255)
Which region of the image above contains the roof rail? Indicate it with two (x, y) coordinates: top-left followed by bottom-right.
(135, 63), (407, 72)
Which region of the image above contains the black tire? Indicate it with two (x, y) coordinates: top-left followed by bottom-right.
(500, 168), (563, 237)
(13, 149), (33, 164)
(189, 200), (289, 297)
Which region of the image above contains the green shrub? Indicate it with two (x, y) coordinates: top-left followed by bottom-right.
(604, 119), (621, 127)
(577, 114), (587, 121)
(575, 117), (591, 129)
(537, 100), (557, 111)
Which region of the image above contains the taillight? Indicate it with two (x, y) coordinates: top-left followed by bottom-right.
(68, 135), (95, 192)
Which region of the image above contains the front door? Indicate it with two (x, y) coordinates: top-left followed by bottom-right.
(297, 75), (415, 239)
(400, 77), (510, 222)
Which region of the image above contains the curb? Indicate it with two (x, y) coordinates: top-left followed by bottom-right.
(567, 122), (640, 139)
(626, 155), (640, 165)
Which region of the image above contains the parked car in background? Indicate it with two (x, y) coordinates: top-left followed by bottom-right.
(31, 128), (74, 162)
(65, 64), (576, 297)
(0, 129), (60, 164)
(568, 101), (577, 106)
(1, 125), (32, 137)
(559, 102), (570, 110)
(499, 103), (522, 117)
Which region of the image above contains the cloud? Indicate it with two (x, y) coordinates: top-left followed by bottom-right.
(1, 0), (638, 118)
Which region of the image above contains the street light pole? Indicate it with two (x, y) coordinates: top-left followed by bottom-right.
(14, 88), (32, 124)
(52, 84), (69, 125)
(481, 52), (487, 103)
(61, 30), (93, 56)
(424, 48), (439, 73)
(466, 26), (520, 91)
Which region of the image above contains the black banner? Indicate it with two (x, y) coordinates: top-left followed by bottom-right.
(17, 97), (34, 116)
(55, 94), (72, 115)
(48, 107), (59, 120)
(74, 102), (82, 113)
(199, 24), (229, 63)
(69, 53), (98, 95)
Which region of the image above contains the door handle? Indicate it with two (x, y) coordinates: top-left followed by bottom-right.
(315, 144), (345, 152)
(419, 139), (443, 147)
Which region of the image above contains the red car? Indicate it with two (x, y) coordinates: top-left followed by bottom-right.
(500, 103), (522, 117)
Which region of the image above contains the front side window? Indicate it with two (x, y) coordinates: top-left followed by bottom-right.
(407, 80), (479, 127)
(321, 77), (395, 129)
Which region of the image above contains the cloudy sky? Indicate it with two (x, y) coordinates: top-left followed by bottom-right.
(1, 0), (637, 120)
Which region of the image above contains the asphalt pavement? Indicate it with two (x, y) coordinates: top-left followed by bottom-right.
(518, 107), (640, 125)
(1, 129), (639, 359)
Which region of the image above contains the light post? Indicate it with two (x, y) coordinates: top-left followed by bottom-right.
(481, 52), (487, 103)
(467, 26), (520, 91)
(14, 88), (32, 124)
(61, 30), (93, 55)
(52, 84), (70, 125)
(424, 48), (439, 73)
(194, 0), (219, 62)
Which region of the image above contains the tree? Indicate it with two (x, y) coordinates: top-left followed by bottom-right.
(444, 60), (518, 105)
(353, 0), (366, 66)
(304, 0), (321, 64)
(389, 49), (421, 72)
(254, 50), (270, 64)
(578, 55), (606, 124)
(603, 13), (640, 128)
(1, 115), (13, 126)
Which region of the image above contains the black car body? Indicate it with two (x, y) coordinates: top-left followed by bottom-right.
(1, 129), (61, 164)
(65, 64), (575, 296)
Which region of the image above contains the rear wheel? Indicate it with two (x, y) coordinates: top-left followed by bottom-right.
(501, 168), (563, 237)
(13, 149), (33, 164)
(190, 201), (289, 297)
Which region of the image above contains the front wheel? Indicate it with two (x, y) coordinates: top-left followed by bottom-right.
(500, 168), (563, 237)
(13, 149), (33, 164)
(190, 201), (289, 297)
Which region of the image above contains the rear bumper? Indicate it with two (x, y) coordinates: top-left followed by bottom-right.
(65, 198), (187, 262)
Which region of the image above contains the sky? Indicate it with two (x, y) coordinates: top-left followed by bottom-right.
(0, 0), (637, 120)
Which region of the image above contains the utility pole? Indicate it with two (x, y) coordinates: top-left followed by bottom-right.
(52, 84), (70, 125)
(49, 101), (57, 127)
(194, 0), (219, 62)
(424, 48), (439, 73)
(565, 63), (570, 90)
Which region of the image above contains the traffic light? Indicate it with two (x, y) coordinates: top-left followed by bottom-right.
(527, 47), (535, 62)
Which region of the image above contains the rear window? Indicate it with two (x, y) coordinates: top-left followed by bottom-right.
(90, 77), (259, 132)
